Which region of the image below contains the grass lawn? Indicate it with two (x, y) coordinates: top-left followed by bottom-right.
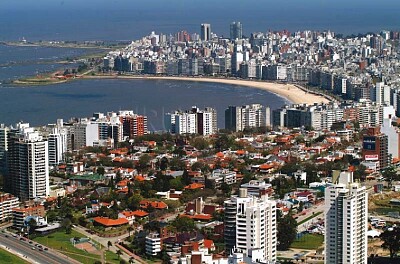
(105, 250), (122, 264)
(0, 248), (29, 264)
(290, 234), (324, 249)
(33, 229), (101, 264)
(297, 211), (323, 226)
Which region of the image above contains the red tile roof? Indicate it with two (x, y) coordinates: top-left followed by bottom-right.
(139, 200), (168, 210)
(93, 217), (129, 227)
(131, 210), (149, 217)
(184, 183), (205, 190)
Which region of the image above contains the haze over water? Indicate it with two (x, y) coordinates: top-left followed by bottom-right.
(1, 0), (400, 41)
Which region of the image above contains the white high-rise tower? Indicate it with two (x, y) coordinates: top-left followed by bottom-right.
(325, 171), (368, 264)
(7, 124), (49, 200)
(224, 188), (277, 262)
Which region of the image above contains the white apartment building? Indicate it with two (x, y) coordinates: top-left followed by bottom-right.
(325, 172), (368, 264)
(380, 118), (400, 159)
(210, 169), (237, 188)
(225, 104), (270, 132)
(165, 107), (216, 135)
(72, 120), (99, 150)
(240, 180), (272, 197)
(224, 188), (277, 262)
(145, 233), (162, 256)
(7, 125), (49, 200)
(0, 193), (19, 222)
(48, 126), (68, 167)
(0, 124), (8, 171)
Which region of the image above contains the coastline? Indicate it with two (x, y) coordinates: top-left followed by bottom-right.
(82, 75), (330, 105)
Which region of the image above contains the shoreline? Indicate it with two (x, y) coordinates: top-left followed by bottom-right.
(82, 75), (330, 105)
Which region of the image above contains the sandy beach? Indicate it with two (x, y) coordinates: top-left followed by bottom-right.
(83, 75), (330, 105)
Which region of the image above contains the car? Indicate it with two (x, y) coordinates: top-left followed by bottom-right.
(44, 248), (48, 251)
(12, 234), (17, 238)
(37, 245), (42, 248)
(29, 241), (33, 244)
(31, 247), (35, 250)
(39, 248), (43, 251)
(4, 235), (8, 238)
(20, 237), (25, 241)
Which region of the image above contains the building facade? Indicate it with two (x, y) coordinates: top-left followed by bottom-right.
(325, 172), (368, 264)
(7, 125), (49, 200)
(224, 189), (277, 262)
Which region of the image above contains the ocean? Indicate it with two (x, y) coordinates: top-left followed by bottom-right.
(0, 79), (288, 130)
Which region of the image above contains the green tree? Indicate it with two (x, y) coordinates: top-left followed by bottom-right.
(97, 166), (105, 175)
(170, 216), (197, 232)
(169, 177), (184, 190)
(116, 249), (122, 260)
(27, 218), (37, 234)
(277, 211), (297, 250)
(220, 182), (232, 197)
(380, 226), (400, 258)
(128, 226), (133, 238)
(138, 154), (151, 172)
(159, 157), (169, 171)
(382, 166), (399, 188)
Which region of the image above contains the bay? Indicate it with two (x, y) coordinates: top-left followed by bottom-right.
(0, 79), (288, 131)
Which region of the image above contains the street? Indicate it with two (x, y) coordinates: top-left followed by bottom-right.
(0, 233), (76, 264)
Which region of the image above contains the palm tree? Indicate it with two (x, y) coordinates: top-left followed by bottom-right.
(107, 240), (112, 250)
(127, 226), (133, 238)
(116, 249), (122, 260)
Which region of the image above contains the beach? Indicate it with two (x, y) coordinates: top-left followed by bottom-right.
(82, 75), (330, 105)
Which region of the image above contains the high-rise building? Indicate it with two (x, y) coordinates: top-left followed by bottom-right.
(6, 125), (49, 200)
(0, 124), (9, 172)
(72, 120), (99, 150)
(362, 127), (389, 170)
(165, 107), (217, 135)
(325, 171), (368, 264)
(200, 23), (211, 41)
(225, 104), (270, 132)
(230, 21), (243, 40)
(118, 111), (148, 139)
(224, 188), (276, 262)
(47, 122), (68, 167)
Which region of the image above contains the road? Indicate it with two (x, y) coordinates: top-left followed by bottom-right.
(0, 233), (76, 264)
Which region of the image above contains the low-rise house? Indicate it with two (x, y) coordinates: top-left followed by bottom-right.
(139, 200), (168, 210)
(93, 216), (129, 229)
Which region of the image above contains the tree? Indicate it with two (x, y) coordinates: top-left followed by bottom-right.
(138, 154), (151, 172)
(108, 240), (112, 250)
(27, 218), (37, 234)
(277, 211), (297, 250)
(159, 157), (169, 171)
(220, 182), (232, 197)
(97, 166), (105, 175)
(380, 226), (400, 258)
(116, 249), (122, 260)
(128, 226), (133, 238)
(382, 166), (399, 188)
(170, 216), (197, 232)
